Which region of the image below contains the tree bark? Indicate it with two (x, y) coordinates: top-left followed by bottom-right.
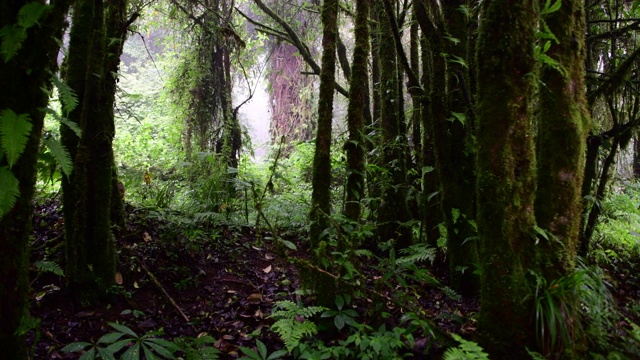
(344, 0), (370, 224)
(0, 1), (70, 358)
(536, 0), (589, 278)
(476, 0), (538, 355)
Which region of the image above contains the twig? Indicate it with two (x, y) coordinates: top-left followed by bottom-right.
(139, 260), (190, 323)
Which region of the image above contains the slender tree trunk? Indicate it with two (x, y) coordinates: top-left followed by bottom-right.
(344, 0), (370, 224)
(0, 2), (70, 358)
(375, 0), (412, 250)
(309, 0), (338, 248)
(476, 0), (538, 355)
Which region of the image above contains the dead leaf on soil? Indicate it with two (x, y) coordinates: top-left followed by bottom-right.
(115, 272), (123, 285)
(247, 293), (262, 303)
(262, 265), (272, 273)
(143, 232), (152, 242)
(265, 253), (274, 260)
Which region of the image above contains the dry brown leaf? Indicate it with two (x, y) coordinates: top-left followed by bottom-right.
(115, 272), (123, 285)
(143, 232), (152, 242)
(247, 293), (262, 303)
(262, 265), (272, 273)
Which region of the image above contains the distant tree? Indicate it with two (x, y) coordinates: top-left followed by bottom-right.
(0, 1), (71, 357)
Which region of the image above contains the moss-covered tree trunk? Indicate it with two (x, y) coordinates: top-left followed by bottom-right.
(375, 0), (412, 249)
(0, 1), (70, 358)
(309, 0), (338, 248)
(344, 0), (370, 223)
(475, 0), (538, 355)
(64, 0), (118, 302)
(105, 0), (135, 234)
(535, 0), (588, 278)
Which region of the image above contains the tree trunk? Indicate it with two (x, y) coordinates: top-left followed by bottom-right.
(344, 0), (370, 224)
(64, 0), (118, 302)
(535, 0), (588, 278)
(0, 1), (70, 358)
(375, 0), (412, 250)
(476, 0), (538, 355)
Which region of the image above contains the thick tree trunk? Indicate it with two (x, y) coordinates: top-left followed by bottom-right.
(476, 0), (538, 355)
(344, 0), (370, 224)
(0, 2), (70, 358)
(64, 0), (118, 302)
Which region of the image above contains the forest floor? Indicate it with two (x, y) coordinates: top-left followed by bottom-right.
(27, 200), (640, 359)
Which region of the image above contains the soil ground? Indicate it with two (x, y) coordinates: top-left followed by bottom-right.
(26, 200), (640, 359)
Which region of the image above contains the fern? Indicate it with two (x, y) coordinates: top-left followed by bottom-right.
(0, 166), (19, 218)
(35, 260), (64, 276)
(270, 300), (327, 352)
(17, 2), (48, 29)
(0, 3), (48, 62)
(0, 109), (32, 168)
(397, 244), (437, 265)
(443, 334), (489, 360)
(50, 74), (79, 116)
(43, 107), (81, 137)
(42, 138), (72, 177)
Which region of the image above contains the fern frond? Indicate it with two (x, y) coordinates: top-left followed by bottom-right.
(44, 107), (81, 137)
(42, 138), (72, 177)
(0, 166), (19, 218)
(35, 260), (64, 276)
(443, 334), (489, 360)
(397, 244), (437, 265)
(271, 318), (318, 352)
(50, 75), (78, 116)
(0, 109), (32, 168)
(0, 25), (27, 62)
(17, 2), (48, 29)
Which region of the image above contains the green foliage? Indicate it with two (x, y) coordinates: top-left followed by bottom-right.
(50, 73), (79, 116)
(0, 2), (48, 61)
(270, 300), (328, 352)
(42, 137), (72, 177)
(320, 295), (359, 331)
(593, 184), (640, 262)
(34, 260), (64, 276)
(62, 322), (180, 360)
(443, 334), (489, 360)
(0, 166), (19, 218)
(239, 339), (287, 360)
(0, 109), (32, 168)
(172, 335), (221, 360)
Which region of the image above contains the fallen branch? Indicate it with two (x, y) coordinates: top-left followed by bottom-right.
(139, 260), (190, 323)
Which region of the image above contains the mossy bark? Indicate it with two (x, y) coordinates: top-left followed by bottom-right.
(0, 2), (70, 358)
(343, 0), (370, 224)
(64, 0), (118, 302)
(476, 0), (538, 355)
(375, 0), (412, 250)
(309, 0), (338, 248)
(535, 0), (588, 278)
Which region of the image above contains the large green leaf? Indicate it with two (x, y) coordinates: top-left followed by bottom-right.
(43, 138), (72, 177)
(0, 109), (32, 168)
(0, 166), (19, 218)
